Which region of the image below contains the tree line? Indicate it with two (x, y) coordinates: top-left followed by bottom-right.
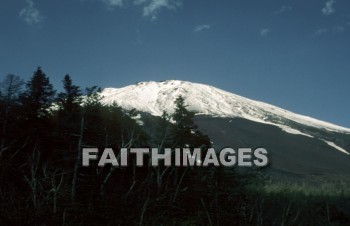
(0, 68), (247, 225)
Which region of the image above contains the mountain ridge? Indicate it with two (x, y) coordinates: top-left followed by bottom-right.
(100, 80), (350, 174)
(100, 80), (350, 135)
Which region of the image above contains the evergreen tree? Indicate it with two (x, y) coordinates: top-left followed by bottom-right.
(21, 67), (56, 119)
(56, 74), (81, 113)
(17, 68), (56, 169)
(171, 95), (210, 148)
(54, 74), (82, 149)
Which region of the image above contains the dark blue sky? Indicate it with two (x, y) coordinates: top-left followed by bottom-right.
(1, 0), (350, 127)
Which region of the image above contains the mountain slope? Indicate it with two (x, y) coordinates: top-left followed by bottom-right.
(100, 80), (350, 176)
(194, 116), (350, 175)
(101, 80), (350, 135)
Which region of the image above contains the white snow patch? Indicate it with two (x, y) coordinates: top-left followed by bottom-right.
(278, 125), (314, 138)
(131, 114), (144, 126)
(322, 140), (350, 155)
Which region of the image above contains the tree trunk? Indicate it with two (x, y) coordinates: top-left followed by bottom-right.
(71, 116), (84, 204)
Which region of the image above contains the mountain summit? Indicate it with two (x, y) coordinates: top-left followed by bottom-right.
(101, 80), (350, 175)
(101, 80), (350, 134)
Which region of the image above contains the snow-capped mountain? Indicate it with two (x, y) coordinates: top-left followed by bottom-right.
(101, 80), (350, 135)
(101, 80), (350, 175)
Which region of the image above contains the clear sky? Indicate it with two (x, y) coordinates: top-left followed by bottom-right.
(1, 0), (350, 127)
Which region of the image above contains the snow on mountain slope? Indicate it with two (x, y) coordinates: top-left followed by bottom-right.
(100, 80), (350, 134)
(322, 140), (350, 155)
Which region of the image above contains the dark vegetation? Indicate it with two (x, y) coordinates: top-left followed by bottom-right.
(0, 68), (349, 225)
